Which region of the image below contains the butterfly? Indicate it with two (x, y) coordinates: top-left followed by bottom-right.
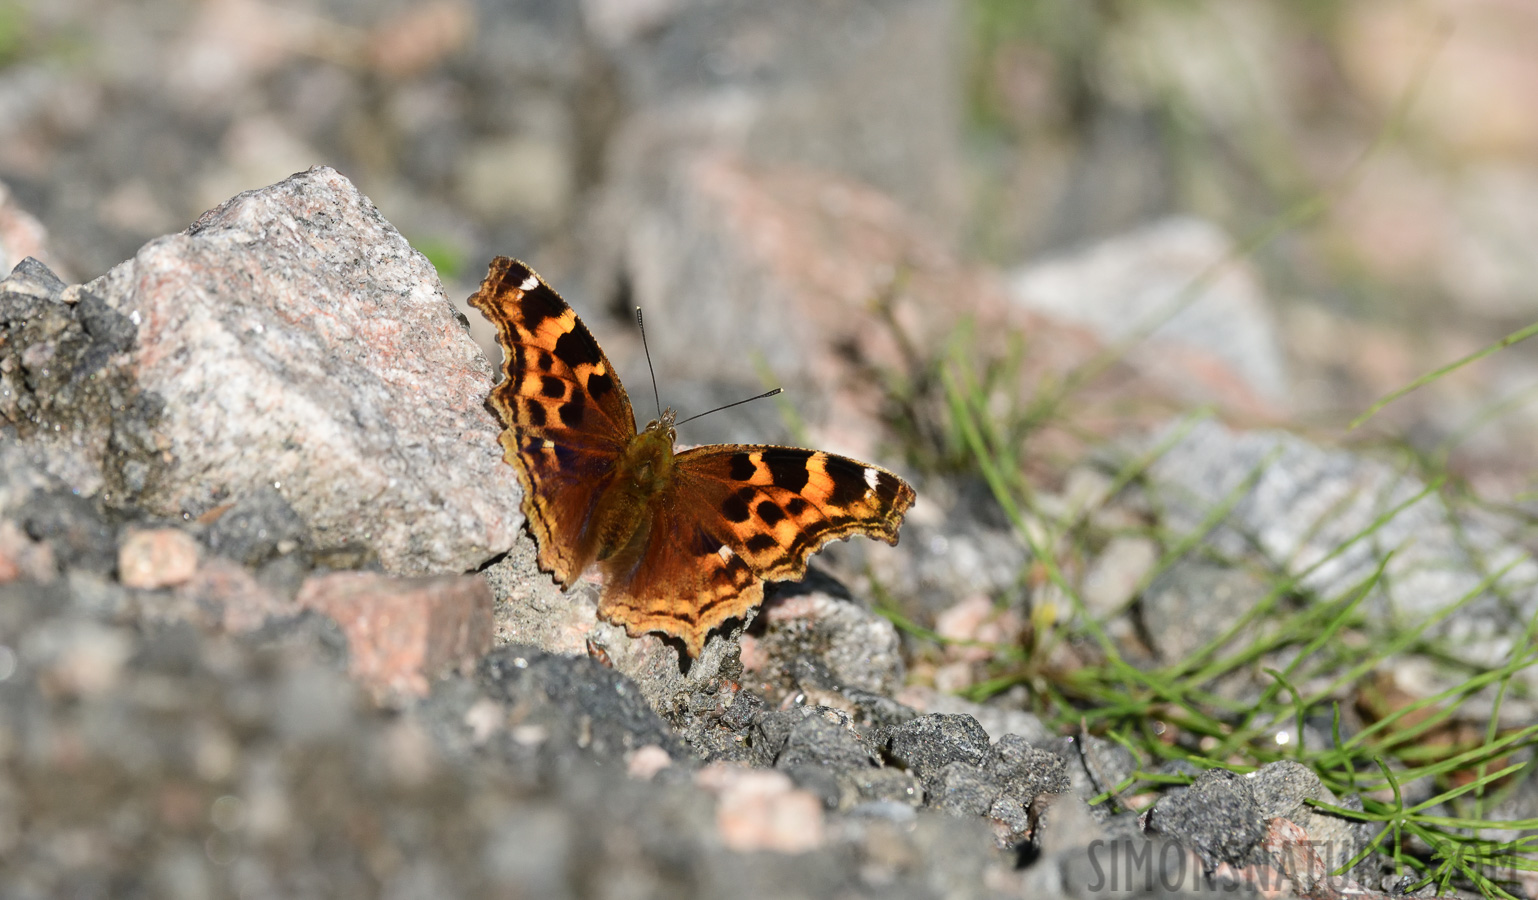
(468, 257), (916, 659)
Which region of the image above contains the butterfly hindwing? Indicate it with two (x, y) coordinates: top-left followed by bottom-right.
(468, 257), (637, 585)
(597, 445), (916, 657)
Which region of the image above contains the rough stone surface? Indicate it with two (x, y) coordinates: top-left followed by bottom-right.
(297, 570), (494, 699)
(201, 486), (309, 567)
(84, 166), (521, 574)
(1143, 418), (1538, 710)
(479, 535), (749, 719)
(1010, 216), (1290, 412)
(1245, 761), (1368, 874)
(0, 259), (147, 503)
(883, 713), (994, 776)
(1146, 768), (1267, 871)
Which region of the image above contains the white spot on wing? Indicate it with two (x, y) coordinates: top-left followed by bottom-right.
(519, 273), (539, 291)
(542, 439), (554, 450)
(717, 545), (736, 562)
(863, 467), (880, 492)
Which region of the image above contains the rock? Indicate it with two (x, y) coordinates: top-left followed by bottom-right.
(16, 491), (119, 575)
(696, 763), (825, 854)
(83, 166), (521, 574)
(475, 645), (687, 763)
(1246, 760), (1367, 876)
(200, 486), (308, 567)
(1029, 793), (1106, 857)
(176, 556), (298, 633)
(1009, 216), (1289, 413)
(1143, 418), (1538, 712)
(749, 585), (907, 701)
(297, 570), (494, 699)
(595, 0), (966, 240)
(883, 713), (993, 778)
(1145, 768), (1266, 871)
(992, 734), (1071, 800)
(0, 259), (143, 502)
(899, 686), (1055, 746)
(117, 527), (200, 589)
(1051, 733), (1138, 819)
(1139, 560), (1269, 670)
(1080, 535), (1159, 620)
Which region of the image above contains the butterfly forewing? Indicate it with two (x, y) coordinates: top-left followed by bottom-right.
(469, 257), (638, 585)
(597, 445), (916, 657)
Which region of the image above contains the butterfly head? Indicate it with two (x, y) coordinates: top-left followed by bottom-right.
(640, 407), (678, 444)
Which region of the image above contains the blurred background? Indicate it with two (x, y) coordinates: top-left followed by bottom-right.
(3, 0), (1537, 496)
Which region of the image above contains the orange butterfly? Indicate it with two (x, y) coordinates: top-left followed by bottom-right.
(469, 257), (915, 658)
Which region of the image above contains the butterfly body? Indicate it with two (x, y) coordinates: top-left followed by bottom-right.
(469, 257), (915, 658)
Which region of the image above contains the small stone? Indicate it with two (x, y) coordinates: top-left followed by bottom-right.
(697, 763), (825, 854)
(625, 744), (673, 780)
(118, 528), (201, 589)
(1145, 768), (1265, 870)
(297, 571), (493, 698)
(883, 713), (992, 777)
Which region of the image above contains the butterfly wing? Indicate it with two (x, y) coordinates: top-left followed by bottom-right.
(468, 257), (637, 586)
(597, 445), (915, 657)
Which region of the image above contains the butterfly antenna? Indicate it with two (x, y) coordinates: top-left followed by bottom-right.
(634, 306), (663, 420)
(675, 388), (784, 427)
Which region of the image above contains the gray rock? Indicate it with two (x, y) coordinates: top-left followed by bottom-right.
(0, 258), (147, 502)
(769, 706), (880, 772)
(883, 712), (993, 777)
(202, 486), (310, 567)
(902, 686), (1055, 746)
(1245, 760), (1368, 875)
(596, 0), (964, 241)
(1140, 560), (1270, 670)
(83, 166), (522, 575)
(1145, 768), (1266, 871)
(848, 767), (924, 807)
(992, 733), (1071, 800)
(1053, 733), (1139, 815)
(1009, 216), (1289, 410)
(927, 760), (998, 817)
(1143, 418), (1538, 711)
(476, 645), (687, 764)
(16, 490), (119, 575)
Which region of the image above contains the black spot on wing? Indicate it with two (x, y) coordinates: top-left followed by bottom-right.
(540, 376), (565, 398)
(785, 497), (808, 517)
(587, 371), (614, 401)
(523, 398), (547, 427)
(764, 449), (814, 493)
(721, 494), (751, 523)
(744, 533), (777, 555)
(539, 351), (554, 370)
(729, 452), (756, 482)
(756, 501), (785, 526)
(553, 327), (602, 370)
(559, 392), (586, 428)
(514, 276), (566, 332)
(824, 457), (871, 508)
